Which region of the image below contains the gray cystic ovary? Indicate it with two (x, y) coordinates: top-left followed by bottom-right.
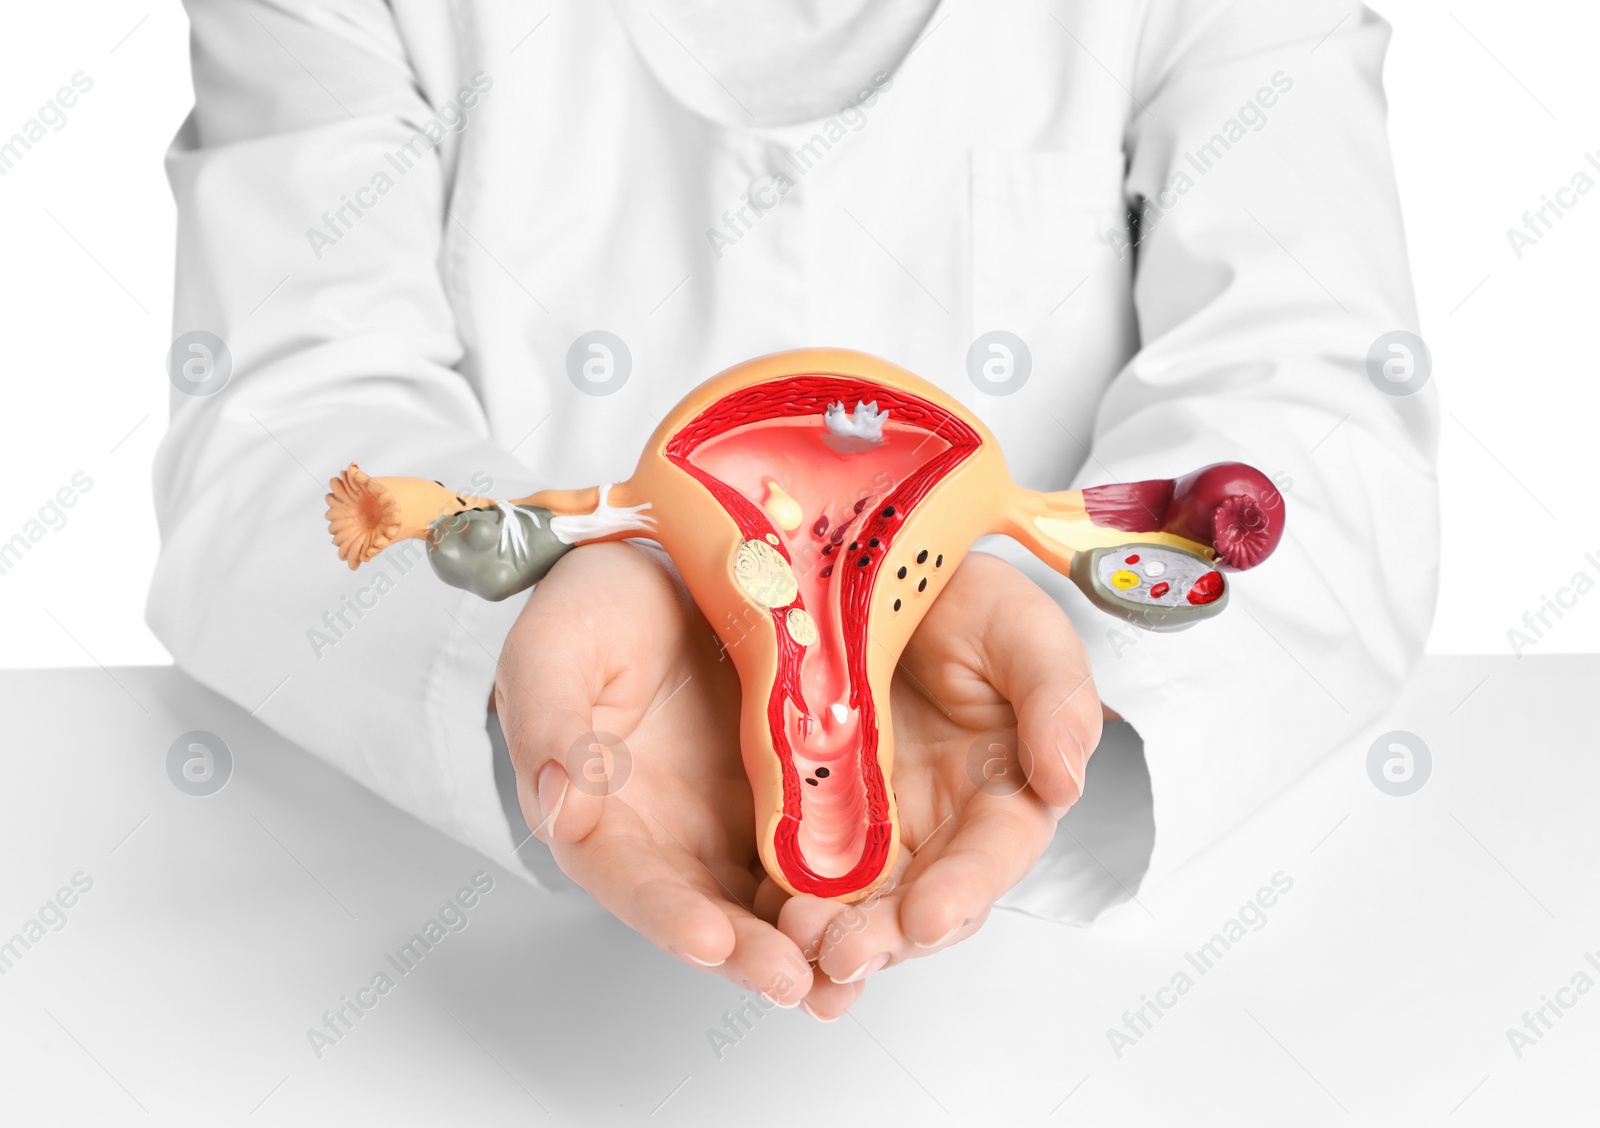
(426, 504), (572, 602)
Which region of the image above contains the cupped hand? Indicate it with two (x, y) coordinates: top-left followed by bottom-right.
(497, 544), (1103, 1021)
(775, 551), (1105, 992)
(495, 541), (818, 1008)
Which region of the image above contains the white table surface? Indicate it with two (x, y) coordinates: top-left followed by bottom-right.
(1, 657), (1594, 1126)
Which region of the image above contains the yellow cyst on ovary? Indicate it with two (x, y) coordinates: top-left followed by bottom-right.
(1110, 569), (1141, 590)
(763, 480), (804, 532)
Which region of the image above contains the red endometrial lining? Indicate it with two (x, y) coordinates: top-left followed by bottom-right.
(666, 376), (980, 897)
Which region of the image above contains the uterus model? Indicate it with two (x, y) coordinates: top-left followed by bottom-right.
(326, 349), (1284, 903)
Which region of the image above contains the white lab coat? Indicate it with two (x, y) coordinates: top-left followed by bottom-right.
(150, 0), (1438, 922)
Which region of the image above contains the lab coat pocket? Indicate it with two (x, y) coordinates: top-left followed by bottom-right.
(967, 146), (1130, 347)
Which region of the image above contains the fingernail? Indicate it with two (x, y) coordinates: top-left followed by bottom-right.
(800, 1001), (839, 1023)
(830, 952), (890, 984)
(1057, 730), (1086, 795)
(669, 945), (725, 968)
(743, 979), (800, 1008)
(534, 761), (569, 838)
(912, 919), (969, 949)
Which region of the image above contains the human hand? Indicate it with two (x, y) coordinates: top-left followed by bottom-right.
(776, 552), (1104, 995)
(495, 541), (818, 1007)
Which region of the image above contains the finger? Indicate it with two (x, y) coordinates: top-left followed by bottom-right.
(551, 811), (737, 965)
(980, 588), (1103, 808)
(799, 977), (865, 1023)
(497, 588), (616, 842)
(812, 795), (1055, 980)
(772, 896), (869, 1019)
(897, 795), (1057, 948)
(572, 829), (812, 1000)
(716, 911), (815, 1008)
(498, 544), (680, 843)
(506, 700), (611, 844)
(776, 842), (915, 964)
(750, 873), (791, 928)
(775, 893), (845, 963)
(810, 885), (906, 985)
(798, 852), (917, 984)
(657, 853), (814, 1004)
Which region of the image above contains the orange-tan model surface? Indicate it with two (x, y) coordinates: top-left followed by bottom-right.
(325, 349), (1285, 902)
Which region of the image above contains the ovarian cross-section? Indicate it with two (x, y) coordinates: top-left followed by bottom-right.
(323, 349), (1285, 902)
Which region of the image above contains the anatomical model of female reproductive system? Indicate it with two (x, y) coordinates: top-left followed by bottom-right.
(325, 349), (1284, 903)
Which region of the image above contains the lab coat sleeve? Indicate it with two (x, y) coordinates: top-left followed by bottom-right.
(1006, 0), (1439, 916)
(148, 0), (541, 873)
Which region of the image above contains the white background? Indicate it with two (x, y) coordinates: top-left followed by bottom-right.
(0, 0), (1595, 668)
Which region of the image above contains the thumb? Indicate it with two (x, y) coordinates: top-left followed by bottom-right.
(497, 635), (618, 841)
(494, 542), (657, 845)
(981, 589), (1103, 809)
(509, 701), (624, 845)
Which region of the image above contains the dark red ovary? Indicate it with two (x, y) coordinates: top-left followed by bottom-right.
(1082, 462), (1285, 571)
